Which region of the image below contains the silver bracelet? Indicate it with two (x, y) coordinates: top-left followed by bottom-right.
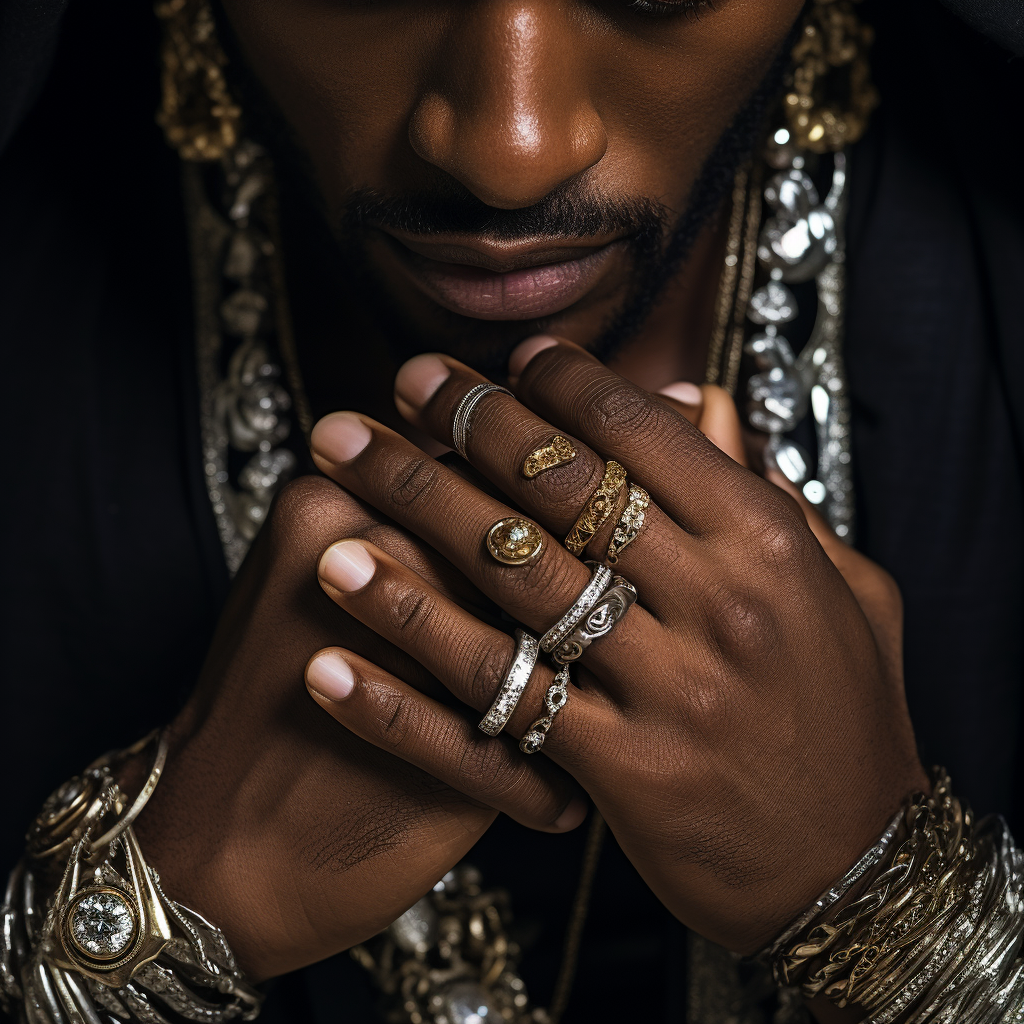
(0, 733), (263, 1024)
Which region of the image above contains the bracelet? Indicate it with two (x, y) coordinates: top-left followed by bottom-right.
(765, 769), (1024, 1022)
(0, 731), (263, 1023)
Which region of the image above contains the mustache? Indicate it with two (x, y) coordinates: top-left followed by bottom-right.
(338, 181), (671, 243)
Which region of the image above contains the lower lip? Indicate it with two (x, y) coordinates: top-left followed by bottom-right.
(385, 238), (622, 321)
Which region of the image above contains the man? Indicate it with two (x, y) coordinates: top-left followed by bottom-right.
(1, 0), (1022, 1021)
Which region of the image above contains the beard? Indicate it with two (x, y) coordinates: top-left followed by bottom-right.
(216, 8), (791, 376)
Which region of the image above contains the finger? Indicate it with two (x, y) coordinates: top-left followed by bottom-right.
(393, 353), (711, 618)
(315, 537), (612, 759)
(305, 647), (589, 833)
(657, 382), (748, 468)
(766, 470), (903, 669)
(309, 412), (663, 687)
(506, 336), (761, 536)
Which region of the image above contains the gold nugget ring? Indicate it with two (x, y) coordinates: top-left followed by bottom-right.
(487, 517), (544, 565)
(564, 461), (627, 556)
(522, 435), (577, 478)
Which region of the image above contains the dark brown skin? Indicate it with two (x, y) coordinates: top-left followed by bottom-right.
(136, 3), (928, 1021)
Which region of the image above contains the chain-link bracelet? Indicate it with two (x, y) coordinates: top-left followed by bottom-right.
(764, 769), (1024, 1022)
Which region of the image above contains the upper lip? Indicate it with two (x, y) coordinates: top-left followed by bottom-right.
(378, 227), (624, 274)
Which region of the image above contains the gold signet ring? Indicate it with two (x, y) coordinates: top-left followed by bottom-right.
(522, 435), (578, 478)
(487, 517), (544, 565)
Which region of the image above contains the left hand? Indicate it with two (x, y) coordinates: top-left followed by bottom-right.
(305, 337), (926, 954)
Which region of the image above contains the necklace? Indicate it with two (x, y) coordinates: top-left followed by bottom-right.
(707, 139), (855, 541)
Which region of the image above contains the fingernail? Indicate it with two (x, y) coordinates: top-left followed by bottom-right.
(319, 540), (376, 592)
(395, 354), (451, 411)
(554, 797), (588, 832)
(307, 652), (355, 701)
(658, 381), (703, 405)
(508, 335), (559, 380)
(310, 412), (372, 465)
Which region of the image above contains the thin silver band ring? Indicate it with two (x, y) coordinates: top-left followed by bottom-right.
(452, 383), (513, 459)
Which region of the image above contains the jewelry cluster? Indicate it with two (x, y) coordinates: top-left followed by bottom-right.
(765, 772), (1024, 1021)
(0, 734), (262, 1024)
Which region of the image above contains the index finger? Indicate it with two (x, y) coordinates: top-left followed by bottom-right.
(508, 337), (766, 535)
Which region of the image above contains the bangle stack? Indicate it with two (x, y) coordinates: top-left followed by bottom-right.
(0, 732), (262, 1024)
(766, 769), (1024, 1022)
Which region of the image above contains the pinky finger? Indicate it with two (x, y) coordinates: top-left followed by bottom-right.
(305, 647), (587, 834)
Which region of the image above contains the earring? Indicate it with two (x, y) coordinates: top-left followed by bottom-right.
(155, 0), (241, 161)
(784, 0), (878, 154)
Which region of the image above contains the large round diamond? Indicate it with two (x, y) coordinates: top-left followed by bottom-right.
(70, 891), (135, 958)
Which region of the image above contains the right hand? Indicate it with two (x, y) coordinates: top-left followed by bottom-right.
(134, 474), (584, 981)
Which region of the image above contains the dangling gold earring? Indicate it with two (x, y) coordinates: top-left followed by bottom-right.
(155, 0), (241, 161)
(784, 0), (878, 153)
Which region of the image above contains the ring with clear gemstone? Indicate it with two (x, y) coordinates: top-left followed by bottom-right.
(67, 888), (138, 961)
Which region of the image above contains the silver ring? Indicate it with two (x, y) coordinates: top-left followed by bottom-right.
(520, 664), (571, 755)
(549, 576), (637, 665)
(540, 561), (613, 655)
(478, 629), (540, 736)
(452, 383), (513, 459)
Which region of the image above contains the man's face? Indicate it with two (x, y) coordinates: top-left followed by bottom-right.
(220, 0), (804, 370)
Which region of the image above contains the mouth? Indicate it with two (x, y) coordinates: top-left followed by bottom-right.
(374, 228), (627, 321)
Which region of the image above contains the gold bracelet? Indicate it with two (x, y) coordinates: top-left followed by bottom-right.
(564, 461), (627, 556)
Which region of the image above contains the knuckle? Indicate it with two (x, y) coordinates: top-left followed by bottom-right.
(746, 503), (813, 571)
(375, 689), (417, 750)
(500, 547), (577, 605)
(265, 476), (364, 561)
(527, 453), (604, 516)
(387, 457), (443, 509)
(385, 580), (436, 639)
(582, 381), (664, 448)
(704, 581), (779, 657)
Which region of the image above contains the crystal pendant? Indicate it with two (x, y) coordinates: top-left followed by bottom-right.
(441, 982), (503, 1024)
(747, 370), (808, 434)
(765, 435), (811, 486)
(748, 280), (797, 325)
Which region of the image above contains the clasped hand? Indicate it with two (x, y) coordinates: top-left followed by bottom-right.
(139, 336), (925, 983)
(307, 338), (926, 955)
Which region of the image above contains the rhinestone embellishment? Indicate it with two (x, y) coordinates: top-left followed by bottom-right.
(486, 517), (544, 565)
(69, 890), (136, 959)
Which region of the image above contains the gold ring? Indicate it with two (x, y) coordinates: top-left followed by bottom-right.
(606, 484), (650, 565)
(564, 461), (627, 556)
(522, 435), (577, 478)
(487, 517), (544, 565)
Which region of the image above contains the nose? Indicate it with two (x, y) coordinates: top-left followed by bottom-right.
(409, 3), (608, 210)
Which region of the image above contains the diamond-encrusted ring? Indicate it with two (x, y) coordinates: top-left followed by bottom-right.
(478, 629), (541, 737)
(451, 384), (513, 459)
(606, 484), (650, 565)
(540, 562), (613, 656)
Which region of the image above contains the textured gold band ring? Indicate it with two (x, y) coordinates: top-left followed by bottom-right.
(564, 461), (627, 556)
(606, 484), (650, 565)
